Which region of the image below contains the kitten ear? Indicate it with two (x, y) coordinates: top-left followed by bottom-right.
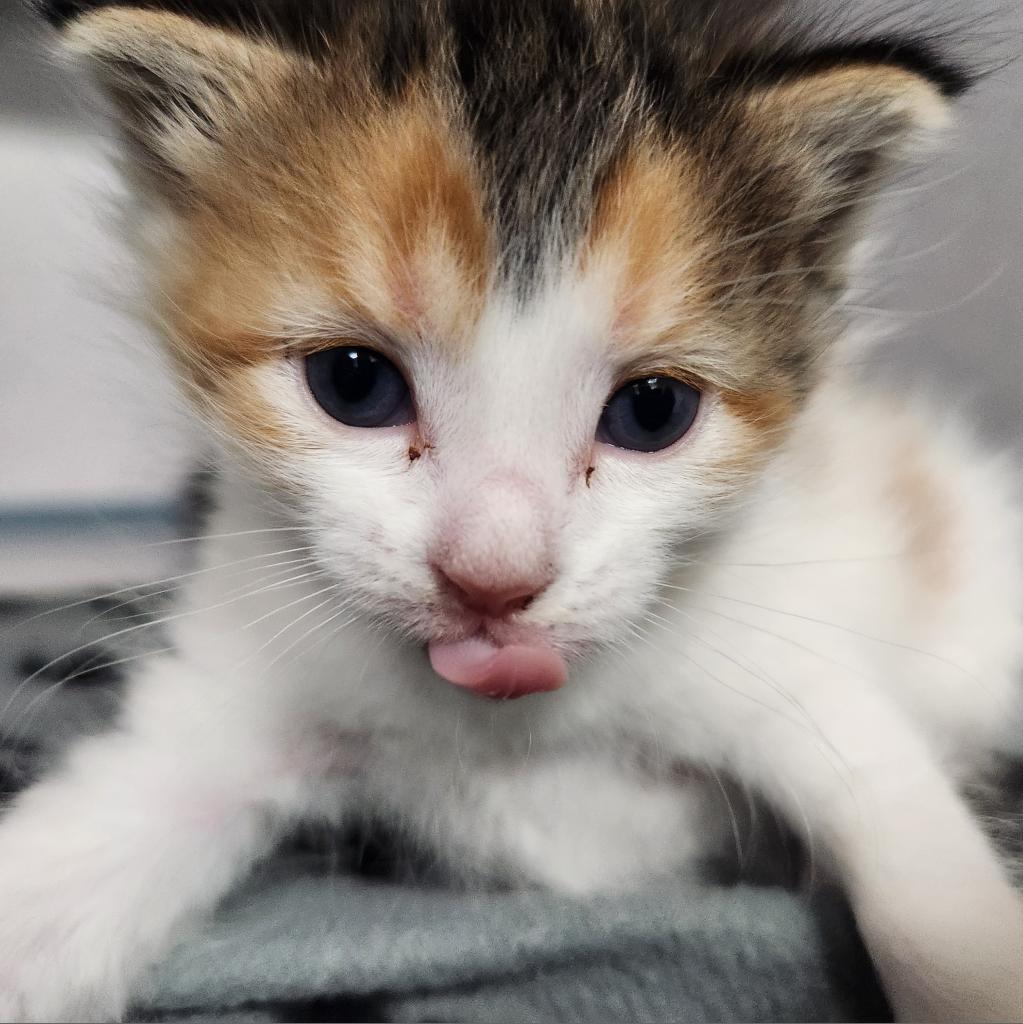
(60, 7), (300, 199)
(733, 52), (968, 267)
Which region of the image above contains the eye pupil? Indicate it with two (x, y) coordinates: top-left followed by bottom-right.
(306, 346), (413, 428)
(336, 349), (378, 404)
(598, 375), (700, 453)
(631, 379), (677, 432)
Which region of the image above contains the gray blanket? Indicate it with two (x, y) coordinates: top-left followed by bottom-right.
(0, 593), (890, 1023)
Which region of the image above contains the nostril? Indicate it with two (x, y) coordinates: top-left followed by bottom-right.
(497, 590), (536, 615)
(433, 565), (547, 619)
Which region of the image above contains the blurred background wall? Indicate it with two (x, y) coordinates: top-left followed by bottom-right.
(0, 0), (1020, 593)
(1, 0), (195, 590)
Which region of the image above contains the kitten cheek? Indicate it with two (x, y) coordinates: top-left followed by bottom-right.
(199, 361), (309, 456)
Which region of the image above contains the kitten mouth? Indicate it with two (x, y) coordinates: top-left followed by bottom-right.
(427, 635), (568, 700)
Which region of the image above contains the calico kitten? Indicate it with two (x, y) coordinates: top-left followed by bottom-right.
(4, 0), (1023, 1019)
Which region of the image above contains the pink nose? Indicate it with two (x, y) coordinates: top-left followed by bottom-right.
(432, 469), (556, 620)
(435, 564), (551, 619)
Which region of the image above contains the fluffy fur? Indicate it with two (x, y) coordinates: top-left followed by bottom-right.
(3, 1), (1022, 1019)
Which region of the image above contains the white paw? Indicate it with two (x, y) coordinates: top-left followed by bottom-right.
(0, 966), (129, 1022)
(862, 881), (1023, 1023)
(0, 911), (132, 1022)
(0, 837), (140, 1023)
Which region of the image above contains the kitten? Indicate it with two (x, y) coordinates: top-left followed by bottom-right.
(4, 0), (1023, 1019)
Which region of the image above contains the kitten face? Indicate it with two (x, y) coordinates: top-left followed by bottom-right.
(59, 1), (961, 691)
(172, 207), (762, 665)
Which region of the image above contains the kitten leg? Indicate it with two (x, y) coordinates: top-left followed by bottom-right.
(0, 655), (321, 1022)
(732, 688), (1023, 1022)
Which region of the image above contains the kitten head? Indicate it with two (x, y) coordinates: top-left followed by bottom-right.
(55, 0), (967, 697)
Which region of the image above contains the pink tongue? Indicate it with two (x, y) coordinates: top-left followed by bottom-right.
(428, 638), (568, 699)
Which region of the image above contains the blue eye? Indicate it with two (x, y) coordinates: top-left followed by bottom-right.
(597, 376), (700, 452)
(306, 346), (414, 428)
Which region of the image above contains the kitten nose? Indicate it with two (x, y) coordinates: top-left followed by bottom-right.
(432, 470), (556, 620)
(435, 564), (550, 619)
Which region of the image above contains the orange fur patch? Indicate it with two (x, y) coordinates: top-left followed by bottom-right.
(585, 144), (710, 349)
(890, 441), (956, 594)
(151, 82), (492, 448)
(342, 90), (492, 345)
(717, 388), (795, 434)
(585, 141), (800, 465)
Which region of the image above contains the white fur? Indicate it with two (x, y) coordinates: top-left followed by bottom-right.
(2, 265), (1023, 1021)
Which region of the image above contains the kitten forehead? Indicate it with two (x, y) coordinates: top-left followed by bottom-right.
(66, 0), (964, 290)
(157, 84), (493, 371)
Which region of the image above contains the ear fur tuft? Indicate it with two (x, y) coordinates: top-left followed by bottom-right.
(724, 50), (962, 275)
(57, 5), (297, 199)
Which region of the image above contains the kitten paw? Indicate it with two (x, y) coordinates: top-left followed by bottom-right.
(0, 875), (135, 1022)
(0, 935), (131, 1023)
